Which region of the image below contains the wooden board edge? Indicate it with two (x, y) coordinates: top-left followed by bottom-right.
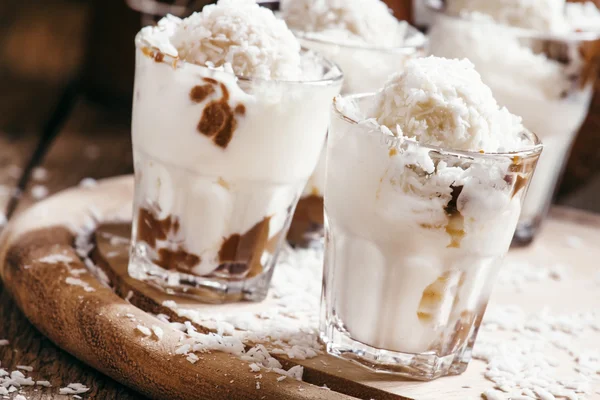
(0, 175), (355, 400)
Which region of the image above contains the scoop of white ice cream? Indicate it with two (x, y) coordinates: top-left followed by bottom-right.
(446, 0), (570, 32)
(142, 0), (302, 80)
(280, 0), (407, 47)
(369, 56), (526, 152)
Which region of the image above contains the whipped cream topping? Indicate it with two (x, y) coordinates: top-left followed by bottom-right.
(280, 0), (408, 47)
(138, 0), (302, 80)
(446, 0), (600, 33)
(367, 57), (526, 153)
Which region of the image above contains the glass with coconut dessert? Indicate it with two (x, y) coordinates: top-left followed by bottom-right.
(129, 0), (343, 303)
(320, 57), (542, 380)
(279, 0), (428, 247)
(428, 0), (600, 245)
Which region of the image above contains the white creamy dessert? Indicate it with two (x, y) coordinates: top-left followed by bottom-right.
(321, 57), (541, 377)
(130, 0), (342, 300)
(280, 0), (427, 95)
(280, 0), (427, 245)
(281, 0), (408, 47)
(430, 0), (600, 242)
(445, 0), (570, 32)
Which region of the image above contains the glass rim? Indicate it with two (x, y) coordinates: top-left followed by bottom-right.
(426, 0), (600, 43)
(134, 35), (344, 87)
(291, 25), (429, 53)
(332, 93), (544, 160)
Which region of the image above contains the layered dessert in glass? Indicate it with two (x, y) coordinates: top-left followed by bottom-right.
(429, 0), (600, 245)
(321, 57), (542, 380)
(279, 0), (428, 246)
(129, 0), (343, 303)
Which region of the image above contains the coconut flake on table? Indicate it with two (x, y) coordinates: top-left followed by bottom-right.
(79, 177), (97, 189)
(565, 235), (585, 249)
(37, 254), (74, 264)
(30, 185), (49, 200)
(476, 305), (600, 398)
(163, 247), (322, 361)
(59, 383), (90, 395)
(151, 239), (600, 396)
(498, 260), (568, 291)
(136, 325), (152, 337)
(151, 325), (164, 340)
(0, 370), (35, 389)
(72, 214), (113, 288)
(65, 277), (95, 292)
(31, 167), (48, 182)
(280, 0), (409, 47)
(140, 0), (303, 80)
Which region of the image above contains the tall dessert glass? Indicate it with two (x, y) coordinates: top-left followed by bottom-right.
(129, 39), (342, 303)
(428, 3), (600, 245)
(286, 28), (428, 247)
(320, 94), (542, 380)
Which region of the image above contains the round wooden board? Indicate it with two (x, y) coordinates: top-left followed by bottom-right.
(0, 175), (598, 400)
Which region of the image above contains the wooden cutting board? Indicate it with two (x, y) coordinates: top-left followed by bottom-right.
(0, 175), (598, 400)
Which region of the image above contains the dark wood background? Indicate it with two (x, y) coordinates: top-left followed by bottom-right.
(0, 0), (598, 398)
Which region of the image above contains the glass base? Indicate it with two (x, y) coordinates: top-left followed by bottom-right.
(286, 195), (324, 248)
(512, 217), (542, 247)
(128, 243), (274, 303)
(320, 321), (470, 381)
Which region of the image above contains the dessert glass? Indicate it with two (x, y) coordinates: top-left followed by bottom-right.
(286, 27), (428, 247)
(320, 94), (542, 380)
(129, 38), (343, 303)
(428, 3), (600, 245)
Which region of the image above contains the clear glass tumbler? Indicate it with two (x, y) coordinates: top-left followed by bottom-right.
(128, 37), (343, 303)
(286, 27), (428, 247)
(428, 3), (600, 245)
(320, 94), (542, 380)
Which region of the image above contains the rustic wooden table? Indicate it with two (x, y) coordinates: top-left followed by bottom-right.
(1, 1), (599, 399)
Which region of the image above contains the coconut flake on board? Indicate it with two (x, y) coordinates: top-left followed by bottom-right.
(149, 241), (599, 396)
(59, 383), (90, 395)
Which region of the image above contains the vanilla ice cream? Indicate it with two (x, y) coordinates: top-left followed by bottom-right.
(321, 57), (541, 379)
(129, 0), (343, 301)
(370, 58), (526, 152)
(280, 0), (427, 246)
(429, 0), (600, 244)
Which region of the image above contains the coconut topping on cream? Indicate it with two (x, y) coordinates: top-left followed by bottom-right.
(367, 57), (526, 153)
(280, 0), (408, 47)
(139, 0), (303, 80)
(446, 0), (600, 33)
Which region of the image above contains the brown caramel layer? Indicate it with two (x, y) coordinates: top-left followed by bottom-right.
(214, 216), (274, 279)
(137, 207), (280, 279)
(190, 78), (246, 150)
(190, 84), (215, 103)
(444, 185), (465, 248)
(136, 208), (200, 272)
(286, 195), (324, 247)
